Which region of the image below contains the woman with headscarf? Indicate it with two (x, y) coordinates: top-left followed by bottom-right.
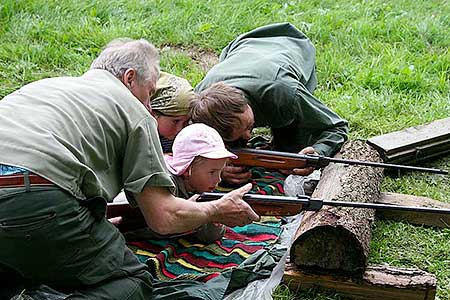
(151, 72), (196, 152)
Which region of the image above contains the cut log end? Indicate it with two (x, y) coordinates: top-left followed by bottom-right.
(292, 225), (367, 277)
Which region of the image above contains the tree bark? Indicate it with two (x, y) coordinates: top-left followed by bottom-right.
(290, 140), (384, 278)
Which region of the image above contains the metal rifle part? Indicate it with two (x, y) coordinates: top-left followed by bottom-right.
(198, 192), (450, 215)
(231, 148), (449, 175)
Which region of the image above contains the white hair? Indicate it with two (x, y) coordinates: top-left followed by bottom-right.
(90, 38), (160, 85)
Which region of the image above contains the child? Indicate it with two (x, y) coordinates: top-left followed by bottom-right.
(113, 123), (237, 243)
(164, 123), (237, 243)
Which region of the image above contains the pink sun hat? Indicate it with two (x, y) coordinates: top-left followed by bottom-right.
(165, 123), (237, 175)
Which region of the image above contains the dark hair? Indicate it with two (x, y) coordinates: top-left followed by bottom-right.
(189, 82), (247, 141)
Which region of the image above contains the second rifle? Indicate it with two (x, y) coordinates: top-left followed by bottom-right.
(231, 148), (449, 175)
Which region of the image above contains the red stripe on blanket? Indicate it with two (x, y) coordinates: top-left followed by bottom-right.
(163, 244), (239, 269)
(225, 230), (278, 242)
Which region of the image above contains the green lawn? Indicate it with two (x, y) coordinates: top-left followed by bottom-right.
(1, 0), (449, 299)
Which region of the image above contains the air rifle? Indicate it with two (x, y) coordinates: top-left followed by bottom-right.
(197, 192), (450, 216)
(107, 193), (450, 233)
(231, 148), (449, 175)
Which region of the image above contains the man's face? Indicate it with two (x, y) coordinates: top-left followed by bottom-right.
(130, 79), (156, 113)
(229, 104), (254, 142)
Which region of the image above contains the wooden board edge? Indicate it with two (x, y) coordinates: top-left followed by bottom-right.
(283, 262), (436, 300)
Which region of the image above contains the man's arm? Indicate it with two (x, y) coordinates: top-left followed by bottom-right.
(295, 84), (348, 157)
(135, 183), (259, 235)
(271, 84), (348, 158)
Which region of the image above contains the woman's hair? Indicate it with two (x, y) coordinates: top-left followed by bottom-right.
(90, 38), (160, 85)
(189, 82), (247, 141)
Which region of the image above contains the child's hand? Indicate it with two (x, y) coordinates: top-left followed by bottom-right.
(108, 216), (122, 226)
(220, 164), (252, 185)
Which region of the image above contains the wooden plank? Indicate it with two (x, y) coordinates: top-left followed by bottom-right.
(367, 117), (450, 163)
(283, 262), (436, 300)
(376, 192), (450, 228)
(384, 139), (450, 163)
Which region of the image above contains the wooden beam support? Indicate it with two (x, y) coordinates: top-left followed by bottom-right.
(283, 262), (436, 300)
(376, 192), (450, 228)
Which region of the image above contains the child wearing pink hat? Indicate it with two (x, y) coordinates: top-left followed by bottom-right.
(164, 123), (237, 243)
(112, 123), (238, 242)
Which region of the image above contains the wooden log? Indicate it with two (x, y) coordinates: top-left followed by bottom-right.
(376, 192), (450, 228)
(283, 262), (436, 300)
(290, 140), (384, 278)
(367, 117), (450, 163)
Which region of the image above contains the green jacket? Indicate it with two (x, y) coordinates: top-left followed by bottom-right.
(0, 69), (173, 203)
(196, 23), (348, 156)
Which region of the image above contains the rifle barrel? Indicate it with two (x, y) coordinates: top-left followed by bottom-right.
(326, 157), (449, 175)
(323, 199), (450, 214)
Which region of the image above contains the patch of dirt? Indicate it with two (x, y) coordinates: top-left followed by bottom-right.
(160, 44), (219, 72)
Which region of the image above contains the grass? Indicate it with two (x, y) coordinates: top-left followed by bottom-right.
(1, 0), (449, 299)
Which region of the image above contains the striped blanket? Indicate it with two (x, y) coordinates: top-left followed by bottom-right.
(128, 217), (282, 282)
(127, 167), (287, 284)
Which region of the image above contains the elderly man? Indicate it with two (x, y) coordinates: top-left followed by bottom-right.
(0, 38), (257, 299)
(191, 23), (349, 185)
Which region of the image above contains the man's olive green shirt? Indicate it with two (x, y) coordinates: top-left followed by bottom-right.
(0, 69), (174, 204)
(195, 23), (348, 156)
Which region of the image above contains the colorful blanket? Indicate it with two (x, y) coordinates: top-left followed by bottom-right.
(128, 217), (282, 282)
(127, 168), (287, 285)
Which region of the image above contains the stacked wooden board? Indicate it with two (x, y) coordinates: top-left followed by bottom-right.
(367, 117), (450, 163)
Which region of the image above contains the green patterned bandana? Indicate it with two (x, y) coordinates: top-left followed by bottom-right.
(150, 72), (195, 116)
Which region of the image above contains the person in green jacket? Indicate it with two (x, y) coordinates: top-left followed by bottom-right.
(191, 23), (348, 185)
(0, 38), (258, 300)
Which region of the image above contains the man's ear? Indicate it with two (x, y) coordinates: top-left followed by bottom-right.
(122, 68), (137, 89)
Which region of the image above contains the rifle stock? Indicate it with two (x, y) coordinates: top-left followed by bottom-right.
(231, 148), (449, 175)
(231, 148), (310, 170)
(106, 194), (306, 233)
(196, 192), (305, 216)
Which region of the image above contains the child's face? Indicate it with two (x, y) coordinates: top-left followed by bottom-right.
(155, 114), (190, 140)
(185, 158), (228, 193)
